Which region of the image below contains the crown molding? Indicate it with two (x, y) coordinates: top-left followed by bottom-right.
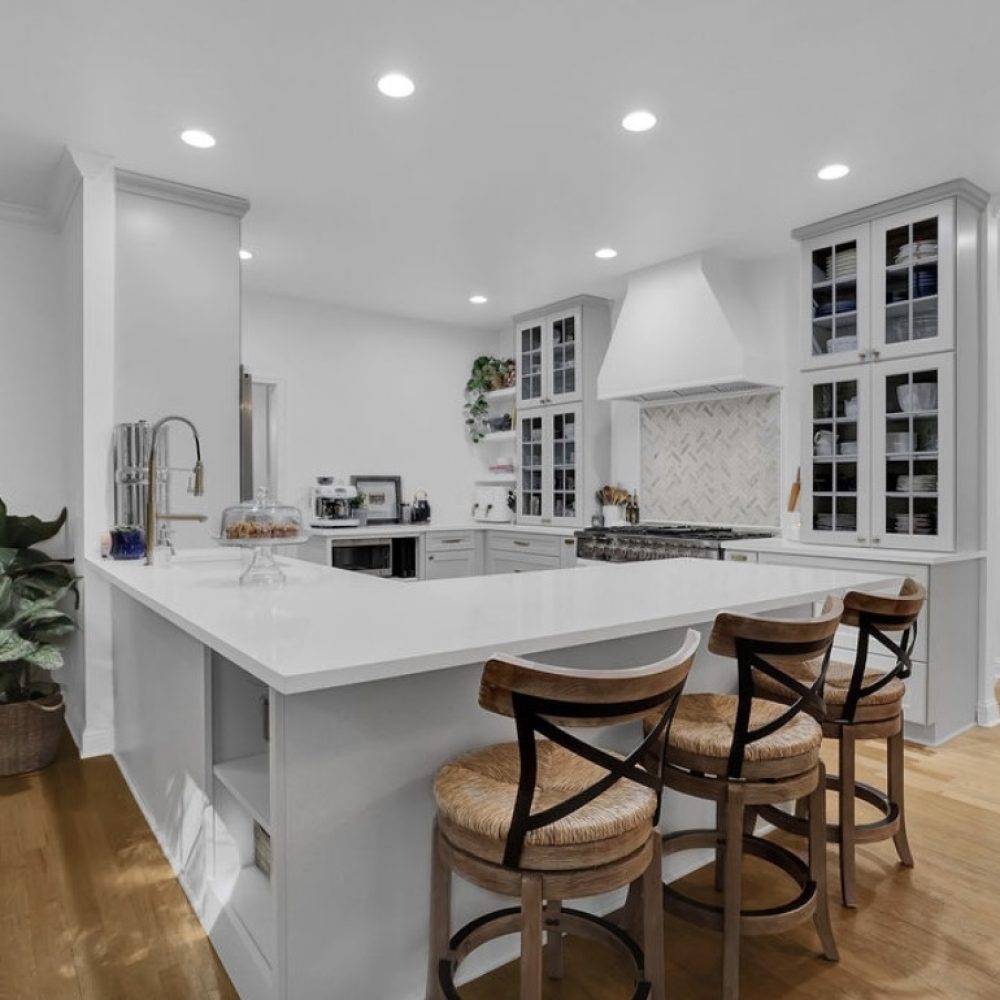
(115, 169), (250, 218)
(792, 178), (992, 241)
(0, 199), (49, 230)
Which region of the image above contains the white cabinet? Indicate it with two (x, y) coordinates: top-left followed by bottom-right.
(517, 306), (582, 407)
(513, 296), (611, 528)
(871, 199), (955, 358)
(517, 404), (581, 526)
(801, 353), (954, 551)
(485, 530), (577, 575)
(422, 531), (480, 579)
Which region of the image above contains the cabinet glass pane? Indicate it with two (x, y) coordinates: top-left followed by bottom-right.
(810, 377), (859, 534)
(519, 415), (543, 517)
(550, 411), (577, 519)
(882, 217), (939, 346)
(519, 325), (544, 402)
(882, 366), (939, 538)
(811, 240), (858, 360)
(550, 315), (577, 397)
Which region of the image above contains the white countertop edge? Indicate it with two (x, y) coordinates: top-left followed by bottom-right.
(722, 537), (985, 565)
(87, 554), (898, 696)
(302, 522), (575, 538)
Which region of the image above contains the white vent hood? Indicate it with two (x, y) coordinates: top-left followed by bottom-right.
(597, 254), (780, 401)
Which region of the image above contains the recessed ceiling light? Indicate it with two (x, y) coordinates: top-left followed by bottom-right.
(594, 247), (618, 260)
(239, 249), (253, 261)
(377, 73), (415, 98)
(180, 129), (216, 149)
(818, 163), (850, 180)
(621, 110), (656, 133)
(469, 294), (488, 304)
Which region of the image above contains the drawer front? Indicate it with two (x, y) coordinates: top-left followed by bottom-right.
(424, 548), (476, 580)
(756, 552), (929, 662)
(425, 531), (476, 553)
(488, 532), (565, 558)
(488, 551), (559, 575)
(723, 550), (757, 563)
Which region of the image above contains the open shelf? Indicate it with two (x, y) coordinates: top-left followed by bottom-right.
(214, 753), (270, 829)
(484, 386), (516, 402)
(480, 430), (516, 443)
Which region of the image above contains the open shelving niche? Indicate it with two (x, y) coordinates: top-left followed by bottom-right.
(211, 653), (276, 973)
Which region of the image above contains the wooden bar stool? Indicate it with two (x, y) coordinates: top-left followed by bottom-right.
(426, 629), (700, 1000)
(753, 578), (926, 907)
(644, 597), (843, 1000)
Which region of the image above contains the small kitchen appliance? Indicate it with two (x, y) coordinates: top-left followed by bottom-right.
(310, 476), (360, 528)
(472, 485), (514, 523)
(575, 524), (775, 562)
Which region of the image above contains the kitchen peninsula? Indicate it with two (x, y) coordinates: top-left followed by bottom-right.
(90, 552), (897, 1000)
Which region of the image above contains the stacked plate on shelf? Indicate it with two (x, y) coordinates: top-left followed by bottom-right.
(896, 474), (937, 493)
(825, 248), (857, 280)
(815, 513), (856, 531)
(894, 240), (937, 265)
(893, 512), (934, 534)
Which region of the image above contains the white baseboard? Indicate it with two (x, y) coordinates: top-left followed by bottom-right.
(80, 726), (115, 758)
(64, 708), (85, 752)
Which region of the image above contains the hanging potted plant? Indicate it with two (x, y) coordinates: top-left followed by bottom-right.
(0, 499), (79, 776)
(463, 355), (516, 443)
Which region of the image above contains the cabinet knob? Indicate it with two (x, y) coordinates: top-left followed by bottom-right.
(872, 349), (881, 360)
(873, 537), (882, 544)
(858, 350), (868, 361)
(428, 555), (435, 560)
(857, 535), (868, 543)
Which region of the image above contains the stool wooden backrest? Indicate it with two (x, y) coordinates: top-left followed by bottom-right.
(707, 595), (844, 779)
(478, 628), (700, 868)
(839, 577), (926, 723)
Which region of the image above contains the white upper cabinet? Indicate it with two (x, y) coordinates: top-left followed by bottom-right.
(517, 306), (582, 407)
(802, 224), (871, 370)
(871, 199), (955, 359)
(517, 403), (581, 526)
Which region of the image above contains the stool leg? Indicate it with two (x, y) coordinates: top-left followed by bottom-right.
(888, 726), (914, 868)
(642, 833), (666, 1000)
(426, 823), (451, 1000)
(809, 762), (839, 961)
(838, 729), (858, 908)
(714, 800), (727, 892)
(521, 874), (544, 1000)
(722, 784), (745, 1000)
(544, 899), (564, 980)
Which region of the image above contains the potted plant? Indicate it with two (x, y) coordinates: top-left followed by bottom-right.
(0, 499), (78, 776)
(463, 355), (516, 443)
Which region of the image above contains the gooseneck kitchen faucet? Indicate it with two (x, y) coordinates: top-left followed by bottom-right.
(144, 415), (207, 564)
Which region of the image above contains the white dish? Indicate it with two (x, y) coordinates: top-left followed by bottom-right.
(897, 384), (937, 412)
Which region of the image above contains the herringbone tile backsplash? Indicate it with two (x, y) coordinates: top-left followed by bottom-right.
(640, 393), (781, 527)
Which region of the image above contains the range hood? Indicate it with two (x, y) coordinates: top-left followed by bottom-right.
(597, 254), (780, 401)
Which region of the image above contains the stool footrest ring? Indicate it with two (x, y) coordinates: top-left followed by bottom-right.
(439, 905), (651, 1000)
(661, 830), (817, 934)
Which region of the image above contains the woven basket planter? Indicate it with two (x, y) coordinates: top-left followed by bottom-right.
(0, 687), (64, 776)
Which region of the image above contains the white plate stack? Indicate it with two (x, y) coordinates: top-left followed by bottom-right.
(896, 474), (937, 493)
(894, 240), (937, 265)
(826, 248), (857, 280)
(893, 512), (934, 535)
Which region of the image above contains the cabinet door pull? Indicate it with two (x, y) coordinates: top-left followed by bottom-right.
(872, 537), (882, 544)
(442, 538), (462, 544)
(857, 535), (868, 544)
(513, 539), (530, 547)
(428, 555), (435, 560)
(858, 350), (868, 361)
(871, 349), (881, 359)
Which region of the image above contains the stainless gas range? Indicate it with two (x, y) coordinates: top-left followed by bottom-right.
(575, 524), (775, 562)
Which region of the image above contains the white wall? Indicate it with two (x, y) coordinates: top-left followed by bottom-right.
(115, 188), (243, 546)
(0, 219), (72, 524)
(241, 293), (497, 523)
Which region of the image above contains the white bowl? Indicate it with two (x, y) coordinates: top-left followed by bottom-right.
(897, 384), (937, 412)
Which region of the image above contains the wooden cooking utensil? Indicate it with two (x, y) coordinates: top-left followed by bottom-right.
(786, 467), (801, 512)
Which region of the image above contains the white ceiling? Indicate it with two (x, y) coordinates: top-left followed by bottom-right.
(2, 0), (999, 328)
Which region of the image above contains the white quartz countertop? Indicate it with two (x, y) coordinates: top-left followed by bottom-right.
(304, 522), (573, 538)
(89, 551), (898, 695)
(722, 536), (985, 565)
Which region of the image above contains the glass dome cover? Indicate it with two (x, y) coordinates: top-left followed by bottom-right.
(220, 488), (304, 542)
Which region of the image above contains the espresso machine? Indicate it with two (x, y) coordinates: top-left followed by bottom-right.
(310, 476), (360, 528)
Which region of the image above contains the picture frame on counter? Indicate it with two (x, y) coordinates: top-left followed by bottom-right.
(351, 475), (401, 524)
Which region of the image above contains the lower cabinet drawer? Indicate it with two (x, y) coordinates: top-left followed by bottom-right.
(424, 548), (476, 580)
(488, 552), (560, 575)
(488, 532), (564, 558)
(425, 531), (476, 553)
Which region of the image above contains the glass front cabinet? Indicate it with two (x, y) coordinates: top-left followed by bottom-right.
(517, 404), (581, 525)
(801, 354), (954, 550)
(517, 306), (582, 408)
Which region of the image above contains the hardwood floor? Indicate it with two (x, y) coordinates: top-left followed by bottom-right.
(0, 730), (237, 1000)
(1, 721), (998, 999)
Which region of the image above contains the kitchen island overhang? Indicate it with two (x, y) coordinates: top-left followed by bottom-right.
(90, 554), (902, 1000)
